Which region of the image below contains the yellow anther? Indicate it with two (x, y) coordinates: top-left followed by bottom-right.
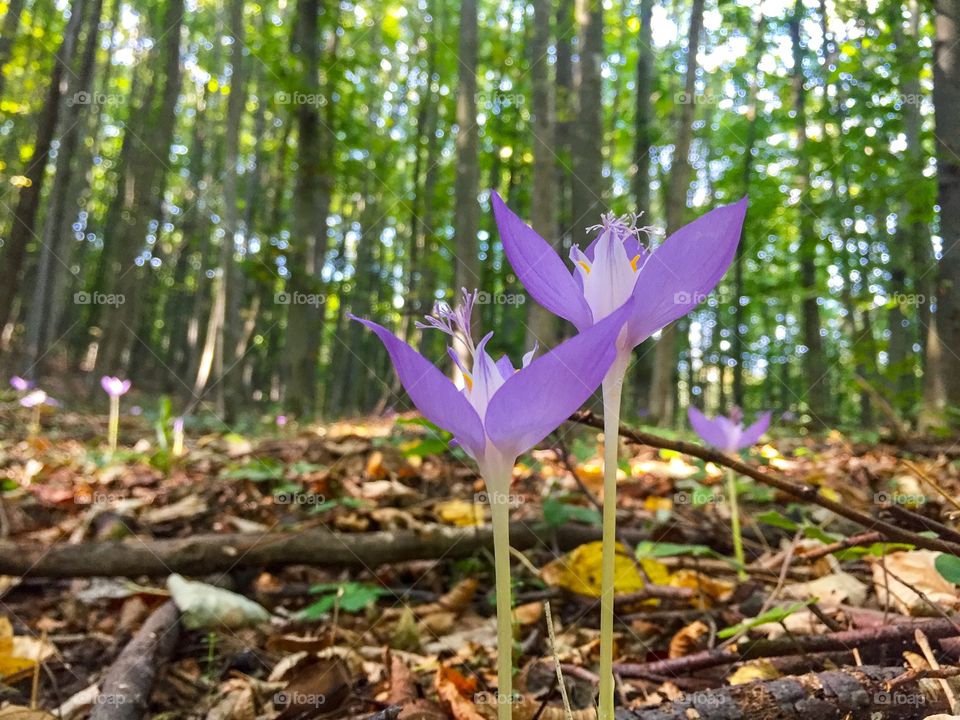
(577, 261), (592, 274)
(630, 255), (642, 271)
(463, 373), (474, 391)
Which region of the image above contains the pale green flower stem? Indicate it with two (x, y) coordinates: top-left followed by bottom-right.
(29, 405), (41, 441)
(598, 351), (629, 720)
(726, 466), (747, 580)
(108, 395), (120, 455)
(483, 457), (515, 720)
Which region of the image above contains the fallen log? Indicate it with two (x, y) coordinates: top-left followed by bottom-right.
(89, 601), (180, 720)
(0, 521), (668, 578)
(615, 617), (960, 677)
(615, 665), (950, 720)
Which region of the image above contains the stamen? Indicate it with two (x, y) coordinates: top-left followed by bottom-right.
(586, 211), (660, 242)
(577, 260), (592, 274)
(415, 288), (480, 356)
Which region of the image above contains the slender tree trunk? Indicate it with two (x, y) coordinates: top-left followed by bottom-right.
(452, 0), (479, 366)
(211, 0), (247, 420)
(0, 0), (26, 98)
(0, 0), (85, 336)
(95, 0), (183, 375)
(571, 0), (604, 249)
(648, 0), (704, 426)
(24, 0), (104, 373)
(284, 0), (336, 417)
(789, 0), (831, 423)
(732, 15), (766, 409)
(525, 0), (559, 349)
(922, 0), (960, 429)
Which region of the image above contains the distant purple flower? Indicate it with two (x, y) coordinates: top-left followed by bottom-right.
(100, 376), (131, 397)
(687, 406), (771, 453)
(492, 192), (747, 350)
(351, 289), (633, 472)
(276, 415), (288, 427)
(20, 389), (57, 408)
(173, 416), (185, 434)
(10, 376), (34, 392)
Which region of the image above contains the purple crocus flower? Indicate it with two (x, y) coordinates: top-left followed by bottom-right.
(687, 406), (772, 453)
(20, 389), (58, 408)
(10, 376), (34, 392)
(351, 289), (633, 475)
(492, 192), (747, 350)
(100, 376), (131, 397)
(276, 415), (288, 427)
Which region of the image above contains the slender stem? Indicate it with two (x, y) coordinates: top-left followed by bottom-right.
(598, 353), (628, 720)
(726, 466), (747, 580)
(108, 395), (120, 454)
(30, 406), (40, 440)
(486, 462), (515, 720)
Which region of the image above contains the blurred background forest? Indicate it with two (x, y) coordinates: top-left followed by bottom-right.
(0, 0), (958, 433)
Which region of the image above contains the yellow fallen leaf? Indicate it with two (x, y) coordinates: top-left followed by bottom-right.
(0, 617), (50, 681)
(728, 659), (780, 685)
(759, 444), (781, 459)
(541, 541), (670, 597)
(669, 569), (735, 608)
(644, 496), (672, 513)
(434, 499), (485, 527)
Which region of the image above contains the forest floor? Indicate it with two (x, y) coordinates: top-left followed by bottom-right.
(3, 400), (960, 719)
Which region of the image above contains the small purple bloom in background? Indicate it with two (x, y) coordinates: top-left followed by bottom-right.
(129, 405), (143, 416)
(100, 376), (131, 397)
(10, 376), (34, 392)
(20, 389), (58, 408)
(687, 406), (772, 453)
(173, 417), (185, 434)
(276, 415), (288, 427)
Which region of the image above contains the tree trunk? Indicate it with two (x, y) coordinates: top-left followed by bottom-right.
(284, 0), (336, 418)
(921, 0), (960, 430)
(94, 0), (183, 376)
(211, 0), (247, 420)
(524, 0), (559, 350)
(451, 0), (479, 367)
(648, 0), (704, 426)
(0, 0), (85, 336)
(732, 15), (766, 409)
(571, 0), (604, 250)
(23, 0), (104, 373)
(0, 0), (26, 99)
(789, 0), (831, 424)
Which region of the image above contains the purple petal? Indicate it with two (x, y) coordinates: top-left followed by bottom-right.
(352, 316), (486, 457)
(687, 407), (733, 451)
(625, 197), (748, 347)
(737, 411), (771, 449)
(9, 376), (33, 392)
(492, 191), (594, 330)
(484, 299), (634, 457)
(496, 355), (515, 380)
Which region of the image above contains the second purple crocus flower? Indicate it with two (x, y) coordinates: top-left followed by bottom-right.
(688, 406), (771, 580)
(353, 289), (633, 718)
